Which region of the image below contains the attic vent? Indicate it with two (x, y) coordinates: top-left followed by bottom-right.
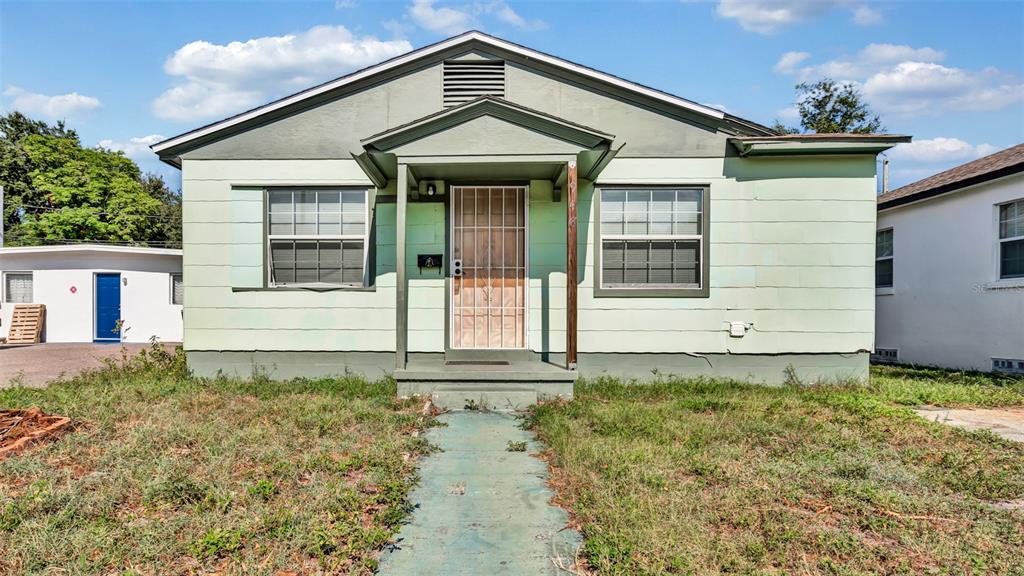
(443, 60), (505, 107)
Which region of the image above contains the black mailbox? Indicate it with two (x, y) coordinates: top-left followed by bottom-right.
(417, 254), (443, 273)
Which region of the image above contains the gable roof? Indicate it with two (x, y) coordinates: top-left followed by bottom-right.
(878, 143), (1024, 210)
(152, 30), (772, 160)
(361, 95), (615, 152)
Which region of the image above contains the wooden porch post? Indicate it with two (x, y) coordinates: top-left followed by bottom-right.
(396, 164), (408, 369)
(566, 160), (578, 370)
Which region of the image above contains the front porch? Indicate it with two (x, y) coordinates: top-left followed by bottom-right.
(351, 97), (623, 402)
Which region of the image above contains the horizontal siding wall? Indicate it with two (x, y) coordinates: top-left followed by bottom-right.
(183, 155), (877, 356)
(577, 156), (877, 354)
(181, 159), (392, 352)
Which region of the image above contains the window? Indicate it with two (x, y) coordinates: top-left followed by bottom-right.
(4, 272), (33, 304)
(871, 348), (898, 364)
(266, 189), (368, 287)
(171, 273), (184, 305)
(597, 187), (708, 295)
(876, 229), (894, 288)
(998, 199), (1024, 279)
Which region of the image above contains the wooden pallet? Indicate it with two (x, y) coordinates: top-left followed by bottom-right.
(7, 304), (45, 344)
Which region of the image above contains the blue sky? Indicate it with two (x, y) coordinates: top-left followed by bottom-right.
(2, 0), (1022, 189)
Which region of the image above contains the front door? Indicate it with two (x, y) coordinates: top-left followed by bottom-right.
(95, 273), (121, 342)
(450, 185), (527, 349)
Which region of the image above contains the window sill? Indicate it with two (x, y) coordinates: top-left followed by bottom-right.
(594, 285), (709, 298)
(983, 278), (1024, 291)
(232, 285), (376, 293)
(875, 287), (895, 296)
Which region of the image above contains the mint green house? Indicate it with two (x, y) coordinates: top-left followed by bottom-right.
(153, 31), (908, 401)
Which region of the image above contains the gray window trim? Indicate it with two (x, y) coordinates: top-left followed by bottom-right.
(263, 187), (373, 289)
(593, 184), (711, 298)
(170, 273), (184, 305)
(998, 198), (1024, 280)
(875, 227), (894, 288)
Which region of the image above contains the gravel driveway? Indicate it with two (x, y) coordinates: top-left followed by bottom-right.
(0, 343), (179, 388)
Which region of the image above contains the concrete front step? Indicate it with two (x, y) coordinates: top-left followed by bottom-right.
(396, 381), (573, 410)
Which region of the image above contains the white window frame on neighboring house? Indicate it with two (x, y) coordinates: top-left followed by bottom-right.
(997, 198), (1024, 280)
(265, 188), (370, 288)
(3, 271), (33, 304)
(875, 228), (894, 293)
(594, 185), (710, 298)
(170, 273), (184, 305)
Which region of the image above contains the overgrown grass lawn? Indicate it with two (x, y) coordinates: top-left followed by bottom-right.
(0, 349), (433, 575)
(529, 367), (1024, 575)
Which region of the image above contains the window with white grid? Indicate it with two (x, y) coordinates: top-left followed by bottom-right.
(999, 199), (1024, 280)
(4, 272), (33, 304)
(598, 188), (705, 290)
(266, 189), (368, 287)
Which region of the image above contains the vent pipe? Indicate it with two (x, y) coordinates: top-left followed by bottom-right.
(882, 157), (890, 194)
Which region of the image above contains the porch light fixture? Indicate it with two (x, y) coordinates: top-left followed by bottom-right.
(426, 183), (436, 196)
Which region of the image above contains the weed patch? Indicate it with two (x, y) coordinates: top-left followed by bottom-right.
(0, 345), (434, 575)
(530, 368), (1024, 575)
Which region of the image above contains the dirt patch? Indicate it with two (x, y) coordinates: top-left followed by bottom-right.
(914, 406), (1024, 443)
(0, 408), (73, 459)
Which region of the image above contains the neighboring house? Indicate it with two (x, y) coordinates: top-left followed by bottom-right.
(875, 144), (1024, 373)
(152, 31), (908, 397)
(0, 245), (183, 344)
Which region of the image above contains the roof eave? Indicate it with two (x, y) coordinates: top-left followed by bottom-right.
(878, 162), (1024, 211)
(731, 136), (911, 157)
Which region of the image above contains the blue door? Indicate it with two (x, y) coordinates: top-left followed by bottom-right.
(95, 273), (121, 342)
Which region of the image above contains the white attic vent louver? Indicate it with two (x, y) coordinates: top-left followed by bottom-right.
(443, 60), (505, 108)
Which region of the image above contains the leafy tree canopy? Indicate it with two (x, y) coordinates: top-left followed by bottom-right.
(773, 78), (884, 135)
(0, 111), (180, 247)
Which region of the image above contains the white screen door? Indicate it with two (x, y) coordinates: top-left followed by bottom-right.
(451, 185), (527, 349)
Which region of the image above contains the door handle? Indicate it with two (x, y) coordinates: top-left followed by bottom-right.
(452, 259), (463, 277)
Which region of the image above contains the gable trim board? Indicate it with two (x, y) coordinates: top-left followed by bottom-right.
(153, 31), (773, 165)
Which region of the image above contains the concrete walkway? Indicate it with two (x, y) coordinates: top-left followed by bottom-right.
(379, 411), (581, 575)
(914, 407), (1024, 443)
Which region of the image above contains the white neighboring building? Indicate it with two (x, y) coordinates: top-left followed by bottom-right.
(0, 245), (183, 344)
(875, 144), (1024, 373)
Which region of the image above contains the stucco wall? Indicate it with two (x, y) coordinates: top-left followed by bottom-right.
(876, 175), (1024, 371)
(182, 155), (878, 357)
(0, 251), (182, 343)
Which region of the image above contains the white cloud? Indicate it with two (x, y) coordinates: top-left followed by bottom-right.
(717, 0), (878, 34)
(494, 3), (547, 31)
(887, 137), (998, 164)
(409, 0), (475, 35)
(406, 1), (546, 35)
(886, 137), (1002, 187)
(3, 86), (101, 119)
(98, 134), (166, 158)
(152, 25), (411, 122)
(775, 105), (800, 123)
(773, 43), (1022, 116)
(852, 5), (881, 25)
(773, 51), (810, 74)
(335, 0), (357, 7)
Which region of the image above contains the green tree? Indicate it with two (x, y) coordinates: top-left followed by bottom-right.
(774, 78), (884, 135)
(0, 112), (180, 247)
(0, 111), (78, 236)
